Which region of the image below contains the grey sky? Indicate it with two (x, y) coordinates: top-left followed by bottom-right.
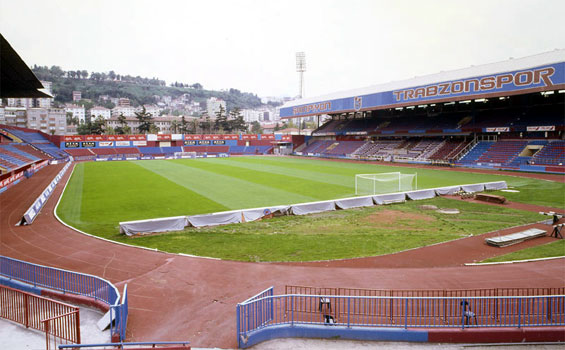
(1, 0), (564, 98)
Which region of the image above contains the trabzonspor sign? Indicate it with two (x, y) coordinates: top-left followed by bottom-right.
(281, 62), (565, 118)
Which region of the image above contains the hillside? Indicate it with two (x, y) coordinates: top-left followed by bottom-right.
(31, 65), (265, 111)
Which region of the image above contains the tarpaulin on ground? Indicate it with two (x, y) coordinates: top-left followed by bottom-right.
(119, 216), (189, 236)
(372, 192), (406, 205)
(241, 206), (290, 222)
(188, 211), (242, 228)
(484, 181), (508, 191)
(435, 186), (461, 196)
(461, 183), (485, 193)
(334, 196), (374, 209)
(290, 200), (336, 216)
(406, 189), (437, 200)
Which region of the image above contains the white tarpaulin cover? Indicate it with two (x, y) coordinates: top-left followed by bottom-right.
(373, 193), (406, 205)
(241, 206), (290, 222)
(406, 189), (437, 200)
(461, 183), (485, 193)
(484, 181), (508, 191)
(119, 216), (189, 236)
(188, 211), (242, 228)
(291, 200), (336, 215)
(335, 196), (374, 209)
(435, 186), (461, 195)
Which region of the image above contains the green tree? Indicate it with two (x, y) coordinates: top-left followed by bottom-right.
(251, 121), (262, 134)
(170, 119), (180, 134)
(135, 106), (154, 134)
(180, 116), (187, 133)
(90, 116), (106, 134)
(214, 105), (228, 133)
(49, 65), (64, 78)
(77, 121), (92, 135)
(115, 113), (129, 134)
(229, 108), (246, 133)
(66, 112), (79, 127)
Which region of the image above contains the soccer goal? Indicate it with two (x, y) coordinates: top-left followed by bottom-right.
(355, 172), (417, 195)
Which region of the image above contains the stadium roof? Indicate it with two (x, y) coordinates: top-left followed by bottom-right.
(0, 34), (51, 98)
(280, 49), (565, 119)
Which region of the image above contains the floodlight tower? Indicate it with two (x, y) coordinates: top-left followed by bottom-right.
(296, 52), (306, 98)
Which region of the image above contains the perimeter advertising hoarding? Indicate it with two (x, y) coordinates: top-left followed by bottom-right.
(281, 62), (565, 118)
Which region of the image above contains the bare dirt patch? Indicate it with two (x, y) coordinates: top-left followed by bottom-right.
(363, 209), (435, 226)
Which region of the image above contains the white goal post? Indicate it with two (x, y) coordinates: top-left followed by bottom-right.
(355, 172), (417, 195)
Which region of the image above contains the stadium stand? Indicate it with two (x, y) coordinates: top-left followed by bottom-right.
(531, 140), (565, 165)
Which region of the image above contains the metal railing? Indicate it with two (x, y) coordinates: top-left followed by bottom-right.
(286, 285), (565, 298)
(0, 255), (125, 341)
(111, 284), (129, 342)
(237, 292), (565, 348)
(0, 285), (80, 349)
(0, 256), (119, 306)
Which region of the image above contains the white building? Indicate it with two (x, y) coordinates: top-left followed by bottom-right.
(38, 81), (53, 108)
(90, 106), (112, 120)
(140, 104), (160, 117)
(242, 108), (276, 123)
(65, 104), (86, 124)
(25, 108), (66, 135)
(111, 105), (136, 118)
(2, 107), (27, 128)
(206, 97), (226, 119)
(6, 97), (34, 108)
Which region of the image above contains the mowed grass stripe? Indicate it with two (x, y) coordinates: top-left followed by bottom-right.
(135, 160), (319, 209)
(202, 157), (359, 187)
(71, 161), (228, 233)
(57, 163), (84, 224)
(170, 158), (357, 199)
(223, 156), (501, 189)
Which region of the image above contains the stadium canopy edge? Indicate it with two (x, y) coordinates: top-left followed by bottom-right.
(280, 49), (565, 119)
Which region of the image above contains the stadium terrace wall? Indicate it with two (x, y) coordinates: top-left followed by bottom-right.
(0, 159), (49, 194)
(280, 62), (565, 118)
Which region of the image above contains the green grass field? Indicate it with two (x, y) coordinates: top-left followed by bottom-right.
(56, 157), (564, 261)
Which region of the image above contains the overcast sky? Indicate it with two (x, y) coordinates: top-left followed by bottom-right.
(1, 0), (565, 98)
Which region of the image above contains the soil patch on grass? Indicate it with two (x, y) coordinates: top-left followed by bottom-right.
(363, 209), (435, 226)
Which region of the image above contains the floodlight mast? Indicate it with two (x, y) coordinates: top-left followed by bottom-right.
(296, 52), (306, 98)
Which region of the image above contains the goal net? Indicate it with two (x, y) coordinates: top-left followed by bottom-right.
(355, 172), (417, 195)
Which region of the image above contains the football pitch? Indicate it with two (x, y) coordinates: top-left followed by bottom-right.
(56, 156), (564, 261)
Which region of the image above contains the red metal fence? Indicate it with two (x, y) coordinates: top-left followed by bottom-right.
(0, 285), (80, 349)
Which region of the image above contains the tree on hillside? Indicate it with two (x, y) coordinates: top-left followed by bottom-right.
(108, 70), (116, 81)
(200, 113), (212, 134)
(229, 108), (246, 133)
(214, 105), (228, 132)
(191, 83), (202, 89)
(180, 116), (188, 133)
(251, 121), (262, 134)
(66, 112), (79, 127)
(135, 106), (154, 134)
(115, 113), (130, 134)
(170, 119), (180, 134)
(89, 116), (106, 135)
(50, 65), (64, 78)
(81, 70), (88, 79)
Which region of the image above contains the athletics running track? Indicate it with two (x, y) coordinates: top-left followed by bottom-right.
(0, 162), (564, 348)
